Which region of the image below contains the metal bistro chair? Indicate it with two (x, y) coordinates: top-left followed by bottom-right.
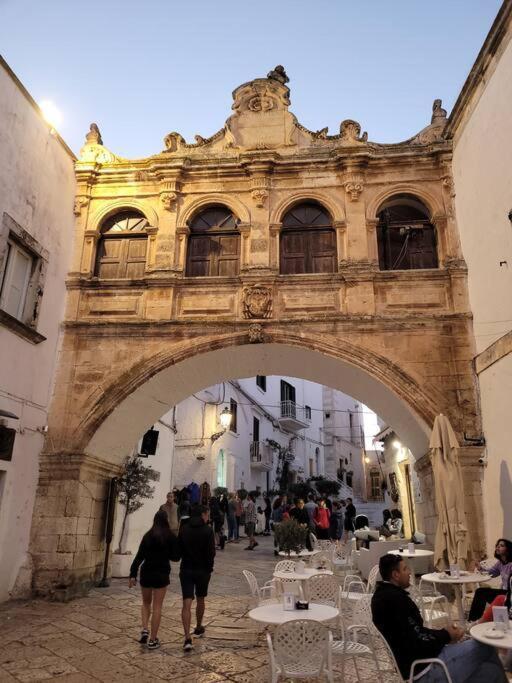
(309, 550), (333, 572)
(274, 559), (297, 573)
(242, 570), (278, 607)
(267, 619), (334, 683)
(307, 574), (343, 631)
(330, 541), (355, 573)
(412, 583), (450, 628)
(332, 593), (385, 683)
(341, 563), (380, 601)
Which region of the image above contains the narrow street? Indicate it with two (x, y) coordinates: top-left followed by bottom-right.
(0, 536), (395, 682)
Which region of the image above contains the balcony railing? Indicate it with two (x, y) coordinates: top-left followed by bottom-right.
(250, 441), (273, 470)
(278, 400), (311, 430)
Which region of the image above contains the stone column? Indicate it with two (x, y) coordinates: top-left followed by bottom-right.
(145, 226), (158, 271)
(414, 445), (486, 561)
(342, 166), (369, 263)
(333, 220), (347, 266)
(80, 229), (99, 277)
(174, 226), (190, 272)
(30, 453), (120, 600)
(239, 222), (251, 270)
(154, 179), (181, 272)
(366, 218), (379, 267)
(269, 222), (281, 272)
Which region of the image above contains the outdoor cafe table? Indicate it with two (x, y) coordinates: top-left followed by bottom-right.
(470, 621), (512, 648)
(278, 549), (320, 558)
(387, 549), (434, 559)
(421, 571), (492, 627)
(273, 567), (333, 599)
(248, 601), (339, 625)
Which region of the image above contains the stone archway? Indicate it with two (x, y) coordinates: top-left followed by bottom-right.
(33, 68), (486, 599)
(31, 323), (483, 599)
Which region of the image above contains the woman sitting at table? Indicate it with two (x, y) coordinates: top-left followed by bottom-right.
(468, 538), (512, 622)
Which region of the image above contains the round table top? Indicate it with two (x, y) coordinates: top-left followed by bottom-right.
(248, 602), (339, 625)
(387, 549), (434, 558)
(422, 571), (491, 585)
(470, 622), (512, 648)
(278, 549), (320, 557)
(273, 568), (333, 581)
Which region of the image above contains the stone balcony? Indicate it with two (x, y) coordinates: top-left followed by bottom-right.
(249, 441), (273, 471)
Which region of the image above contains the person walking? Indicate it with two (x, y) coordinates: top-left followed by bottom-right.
(313, 498), (331, 540)
(343, 497), (356, 543)
(227, 492), (238, 543)
(235, 493), (243, 539)
(244, 493), (258, 550)
(159, 491), (179, 535)
(209, 496), (225, 550)
(179, 504), (216, 652)
(304, 493), (318, 532)
(264, 495), (272, 535)
(129, 510), (180, 649)
(329, 501), (344, 540)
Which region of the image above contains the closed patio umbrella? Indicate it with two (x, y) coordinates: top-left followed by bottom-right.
(430, 414), (471, 569)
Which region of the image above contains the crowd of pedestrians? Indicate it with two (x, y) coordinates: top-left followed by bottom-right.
(128, 489), (357, 650)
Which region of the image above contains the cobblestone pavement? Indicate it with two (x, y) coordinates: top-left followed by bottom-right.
(0, 536), (400, 682)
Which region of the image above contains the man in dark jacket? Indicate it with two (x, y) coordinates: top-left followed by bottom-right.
(372, 554), (507, 683)
(179, 504), (216, 652)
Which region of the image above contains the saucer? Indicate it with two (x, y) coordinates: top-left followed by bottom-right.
(486, 628), (505, 639)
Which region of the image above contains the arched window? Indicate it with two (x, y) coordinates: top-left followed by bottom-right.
(376, 195), (438, 270)
(94, 211), (149, 279)
(186, 205), (240, 277)
(280, 202), (336, 274)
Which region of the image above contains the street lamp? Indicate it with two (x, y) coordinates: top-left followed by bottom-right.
(210, 406), (232, 442)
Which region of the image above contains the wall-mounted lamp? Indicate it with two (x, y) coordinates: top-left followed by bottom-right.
(392, 440), (401, 449)
(211, 406), (232, 443)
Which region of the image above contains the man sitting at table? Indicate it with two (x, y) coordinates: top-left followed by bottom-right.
(372, 554), (507, 683)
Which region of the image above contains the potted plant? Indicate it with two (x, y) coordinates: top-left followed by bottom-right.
(273, 518), (308, 557)
(112, 455), (159, 577)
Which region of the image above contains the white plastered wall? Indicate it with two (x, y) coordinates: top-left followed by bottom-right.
(452, 27), (512, 555)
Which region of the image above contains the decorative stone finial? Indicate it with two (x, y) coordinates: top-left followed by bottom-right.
(339, 119), (368, 144)
(267, 65), (289, 85)
(431, 99), (447, 124)
(85, 123), (103, 145)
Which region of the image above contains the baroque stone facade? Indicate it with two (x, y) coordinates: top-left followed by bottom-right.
(31, 67), (484, 598)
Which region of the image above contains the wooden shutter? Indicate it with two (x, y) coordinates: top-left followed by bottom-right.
(280, 231), (307, 274)
(310, 229), (336, 273)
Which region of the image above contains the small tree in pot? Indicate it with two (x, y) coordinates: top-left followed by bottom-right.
(115, 455), (159, 555)
(273, 518), (308, 557)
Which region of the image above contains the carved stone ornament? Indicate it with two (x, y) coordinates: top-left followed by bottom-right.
(248, 323), (266, 343)
(343, 180), (364, 202)
(267, 65), (289, 85)
(251, 189), (269, 207)
(74, 196), (89, 216)
(160, 191), (178, 211)
(85, 123), (103, 145)
(248, 95), (275, 112)
(243, 284), (272, 319)
(339, 119), (368, 144)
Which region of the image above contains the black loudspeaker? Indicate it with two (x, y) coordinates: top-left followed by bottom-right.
(0, 426), (15, 462)
(141, 427), (159, 456)
(103, 477), (118, 543)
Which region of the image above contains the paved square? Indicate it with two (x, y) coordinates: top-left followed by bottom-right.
(0, 537), (400, 682)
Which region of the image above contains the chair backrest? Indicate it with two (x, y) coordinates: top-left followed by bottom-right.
(318, 539), (333, 550)
(367, 564), (380, 592)
(273, 619), (330, 675)
(351, 593), (375, 628)
(242, 569), (259, 598)
(275, 559), (297, 573)
(309, 533), (319, 549)
(307, 574), (340, 606)
(310, 550), (332, 570)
